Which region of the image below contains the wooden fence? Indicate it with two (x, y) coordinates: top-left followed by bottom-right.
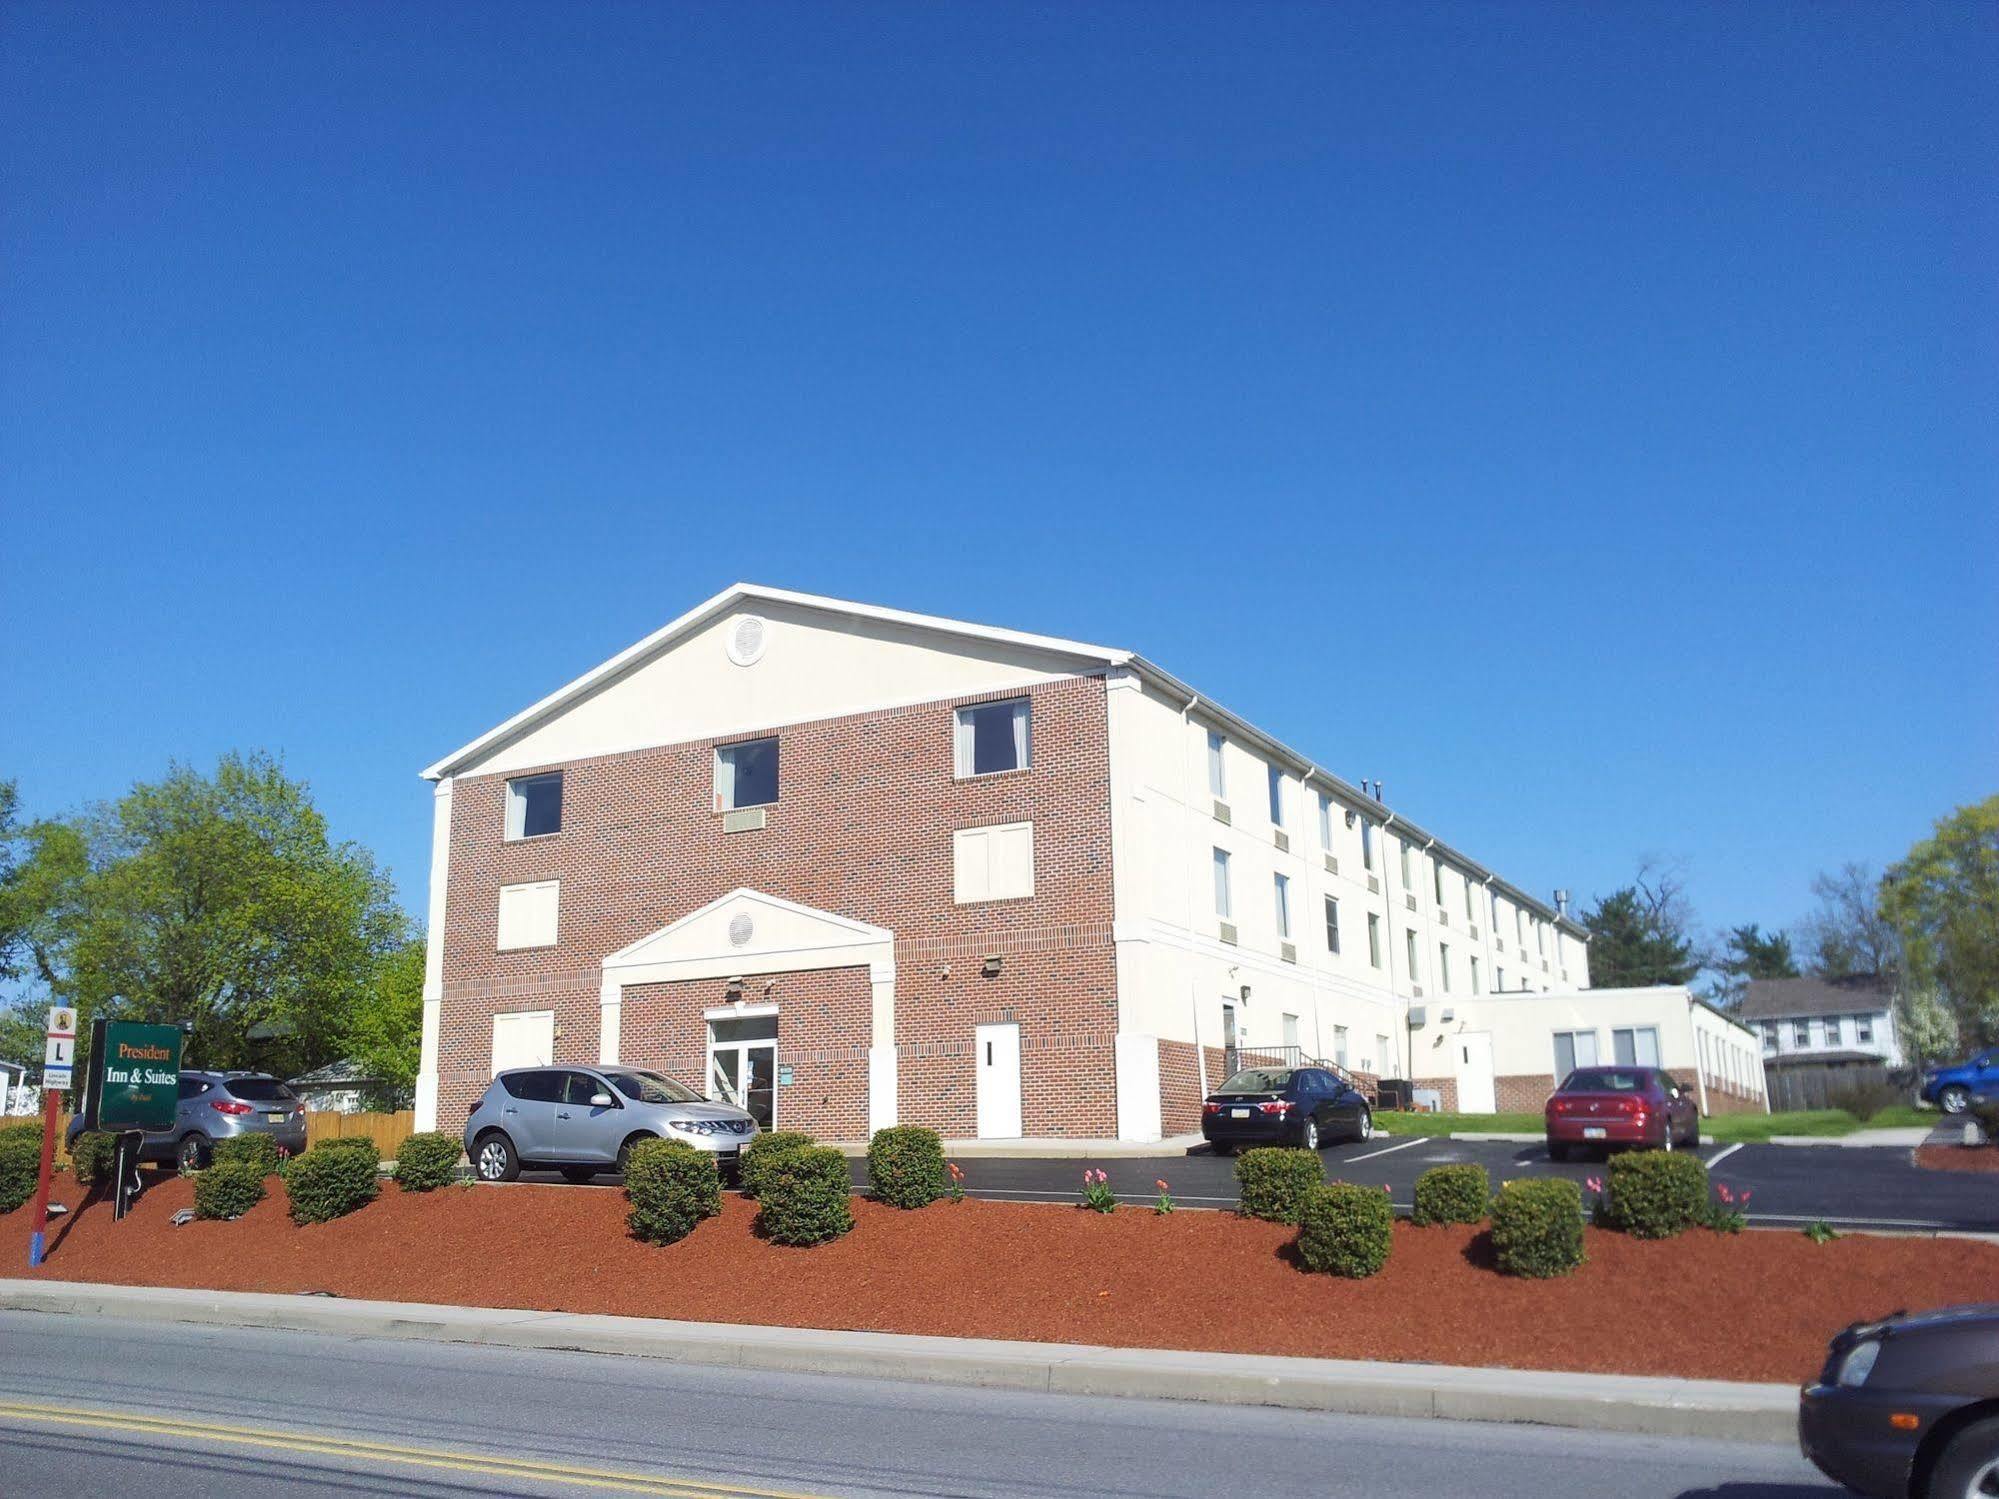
(304, 1110), (415, 1157)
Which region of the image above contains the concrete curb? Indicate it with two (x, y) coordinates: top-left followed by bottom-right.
(0, 1278), (1797, 1443)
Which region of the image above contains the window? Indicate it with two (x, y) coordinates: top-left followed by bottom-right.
(1516, 908), (1526, 945)
(1267, 765), (1285, 828)
(1553, 1029), (1600, 1078)
(1317, 792), (1333, 849)
(955, 698), (1030, 777)
(1438, 941), (1451, 992)
(1497, 965), (1506, 990)
(1361, 820), (1376, 871)
(1207, 729), (1226, 798)
(1535, 918), (1545, 955)
(1612, 1026), (1661, 1067)
(1793, 1019), (1810, 1047)
(1220, 1001), (1238, 1049)
(504, 773), (562, 839)
(714, 737), (779, 809)
(953, 821), (1034, 903)
(1761, 1023), (1778, 1053)
(1399, 840), (1412, 889)
(1470, 956), (1481, 994)
(1332, 1025), (1349, 1068)
(1491, 890), (1502, 927)
(1324, 895), (1341, 954)
(1282, 1013), (1300, 1048)
(1273, 873), (1292, 939)
(1822, 1016), (1844, 1048)
(1432, 861), (1445, 907)
(496, 880), (560, 950)
(1855, 1014), (1873, 1045)
(1465, 879), (1475, 922)
(1212, 848), (1232, 919)
(1367, 913), (1381, 968)
(1405, 928), (1419, 977)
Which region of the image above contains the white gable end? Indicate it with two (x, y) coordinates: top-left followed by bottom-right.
(604, 888), (892, 975)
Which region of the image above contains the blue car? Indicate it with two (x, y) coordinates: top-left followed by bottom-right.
(1919, 1047), (1999, 1115)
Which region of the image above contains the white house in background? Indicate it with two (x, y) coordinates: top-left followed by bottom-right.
(1741, 976), (1903, 1068)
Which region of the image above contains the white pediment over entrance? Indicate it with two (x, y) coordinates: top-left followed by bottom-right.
(602, 888), (892, 983)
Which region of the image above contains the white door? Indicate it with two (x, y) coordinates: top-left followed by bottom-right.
(1454, 1031), (1496, 1115)
(975, 1023), (1022, 1138)
(491, 1009), (555, 1075)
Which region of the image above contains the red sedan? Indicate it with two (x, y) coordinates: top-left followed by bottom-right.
(1545, 1065), (1700, 1160)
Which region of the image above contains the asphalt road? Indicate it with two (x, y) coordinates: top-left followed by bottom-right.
(0, 1311), (1836, 1498)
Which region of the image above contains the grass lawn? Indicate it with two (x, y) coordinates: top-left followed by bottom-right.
(1375, 1104), (1934, 1142)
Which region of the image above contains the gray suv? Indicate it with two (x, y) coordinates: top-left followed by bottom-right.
(66, 1070), (309, 1171)
(464, 1066), (759, 1183)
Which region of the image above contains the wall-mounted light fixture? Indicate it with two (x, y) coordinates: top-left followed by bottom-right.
(981, 955), (1003, 978)
(1239, 984), (1252, 1003)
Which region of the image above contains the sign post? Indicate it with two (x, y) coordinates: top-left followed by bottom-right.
(27, 1006), (77, 1268)
(88, 1021), (182, 1220)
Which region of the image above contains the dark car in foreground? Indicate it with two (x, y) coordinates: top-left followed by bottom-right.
(1800, 1303), (1999, 1497)
(65, 1070), (309, 1171)
(1200, 1065), (1373, 1154)
(1544, 1065), (1698, 1160)
(1921, 1049), (1999, 1116)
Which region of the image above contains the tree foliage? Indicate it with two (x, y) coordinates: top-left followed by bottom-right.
(1798, 863), (1899, 982)
(1881, 796), (1999, 1046)
(1710, 922), (1800, 1009)
(1581, 865), (1699, 989)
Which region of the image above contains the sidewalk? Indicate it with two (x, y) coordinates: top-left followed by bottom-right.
(0, 1278), (1796, 1442)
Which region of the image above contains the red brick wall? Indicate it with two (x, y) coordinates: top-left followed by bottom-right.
(1158, 1040), (1205, 1137)
(435, 673), (1117, 1140)
(1496, 1073), (1557, 1113)
(1411, 1076), (1460, 1113)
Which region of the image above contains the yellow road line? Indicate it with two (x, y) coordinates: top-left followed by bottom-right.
(0, 1399), (836, 1499)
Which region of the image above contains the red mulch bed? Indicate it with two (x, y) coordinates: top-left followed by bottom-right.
(11, 1175), (1997, 1385)
(1917, 1144), (1999, 1174)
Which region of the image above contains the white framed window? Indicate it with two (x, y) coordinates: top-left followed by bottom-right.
(1822, 1016), (1844, 1048)
(1405, 928), (1420, 976)
(504, 773), (563, 840)
(1497, 965), (1507, 990)
(1317, 792), (1333, 849)
(1516, 908), (1526, 945)
(1324, 895), (1341, 954)
(1332, 1025), (1349, 1068)
(714, 737), (779, 809)
(1553, 1029), (1600, 1078)
(1266, 765), (1285, 829)
(953, 821), (1034, 903)
(1212, 847), (1232, 919)
(1273, 873), (1292, 940)
(1432, 860), (1445, 907)
(1464, 878), (1475, 921)
(1612, 1026), (1661, 1067)
(1470, 956), (1480, 994)
(1206, 729), (1226, 798)
(1438, 941), (1451, 992)
(1535, 918), (1545, 955)
(1361, 820), (1376, 871)
(1367, 913), (1381, 968)
(1282, 1012), (1300, 1048)
(1762, 1023), (1778, 1054)
(955, 698), (1030, 777)
(1855, 1014), (1874, 1045)
(496, 880), (560, 950)
(1399, 840), (1412, 889)
(1491, 889), (1502, 927)
(490, 1008), (555, 1074)
(1793, 1019), (1810, 1047)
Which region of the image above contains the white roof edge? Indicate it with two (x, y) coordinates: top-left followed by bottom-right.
(419, 582), (1131, 781)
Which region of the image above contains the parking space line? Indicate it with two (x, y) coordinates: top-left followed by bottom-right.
(1704, 1143), (1744, 1171)
(1344, 1137), (1427, 1164)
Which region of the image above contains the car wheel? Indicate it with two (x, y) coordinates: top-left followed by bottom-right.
(1548, 1141), (1570, 1162)
(1928, 1414), (1999, 1499)
(1301, 1118), (1320, 1151)
(614, 1134), (655, 1175)
(1353, 1107), (1373, 1144)
(1210, 1142), (1234, 1158)
(559, 1166), (597, 1184)
(1661, 1126), (1675, 1153)
(473, 1132), (519, 1183)
(1940, 1085), (1970, 1115)
(177, 1134), (211, 1172)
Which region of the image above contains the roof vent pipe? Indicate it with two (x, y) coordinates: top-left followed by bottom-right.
(1554, 888), (1571, 917)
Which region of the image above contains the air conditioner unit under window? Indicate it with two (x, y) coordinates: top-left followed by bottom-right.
(1273, 829), (1289, 854)
(1212, 800), (1232, 825)
(1219, 921), (1238, 946)
(1323, 853), (1338, 876)
(1280, 941), (1297, 964)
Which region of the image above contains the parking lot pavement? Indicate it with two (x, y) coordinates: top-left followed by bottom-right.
(913, 1136), (1999, 1234)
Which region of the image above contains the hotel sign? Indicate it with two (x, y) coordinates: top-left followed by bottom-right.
(96, 1022), (183, 1131)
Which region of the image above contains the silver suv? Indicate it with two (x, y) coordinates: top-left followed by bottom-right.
(463, 1066), (759, 1183)
(65, 1070), (309, 1171)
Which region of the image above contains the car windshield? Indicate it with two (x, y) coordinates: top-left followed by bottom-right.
(1562, 1069), (1650, 1093)
(600, 1069), (701, 1105)
(1217, 1068), (1293, 1095)
(224, 1077), (296, 1103)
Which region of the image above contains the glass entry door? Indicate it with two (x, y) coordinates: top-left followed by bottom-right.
(707, 1014), (777, 1129)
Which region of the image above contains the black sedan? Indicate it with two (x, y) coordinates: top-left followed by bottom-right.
(1800, 1302), (1999, 1497)
(1200, 1065), (1373, 1154)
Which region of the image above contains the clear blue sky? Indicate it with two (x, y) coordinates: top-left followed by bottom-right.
(3, 3), (1993, 950)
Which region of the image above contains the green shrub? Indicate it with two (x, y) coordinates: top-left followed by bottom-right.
(1490, 1177), (1586, 1278)
(0, 1130), (40, 1215)
(313, 1135), (379, 1153)
(624, 1139), (723, 1245)
(1829, 1080), (1907, 1122)
(756, 1146), (854, 1246)
(740, 1131), (817, 1201)
(1296, 1182), (1393, 1277)
(392, 1132), (462, 1192)
(867, 1126), (945, 1209)
(1607, 1150), (1708, 1240)
(194, 1160), (267, 1220)
(212, 1133), (281, 1177)
(1411, 1163), (1489, 1226)
(0, 1120), (41, 1145)
(285, 1138), (380, 1224)
(70, 1131), (118, 1190)
(1234, 1147), (1324, 1224)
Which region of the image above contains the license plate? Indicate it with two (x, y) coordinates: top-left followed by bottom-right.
(1583, 1126), (1606, 1139)
(266, 1113), (287, 1123)
(1231, 1108), (1250, 1119)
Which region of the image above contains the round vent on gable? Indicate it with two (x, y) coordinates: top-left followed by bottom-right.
(727, 912), (755, 948)
(725, 614), (767, 667)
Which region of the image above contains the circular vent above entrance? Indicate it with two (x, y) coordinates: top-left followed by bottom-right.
(727, 912), (755, 948)
(725, 614), (767, 667)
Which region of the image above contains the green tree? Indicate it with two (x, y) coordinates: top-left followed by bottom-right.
(1880, 796), (1999, 1046)
(1, 753), (412, 1080)
(1710, 922), (1801, 1010)
(1895, 987), (1961, 1068)
(1798, 863), (1899, 981)
(1581, 867), (1700, 988)
(342, 935), (425, 1108)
